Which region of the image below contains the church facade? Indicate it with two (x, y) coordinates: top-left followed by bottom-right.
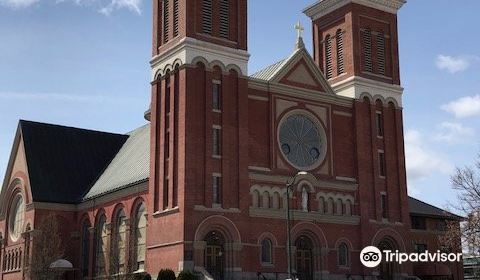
(0, 0), (464, 280)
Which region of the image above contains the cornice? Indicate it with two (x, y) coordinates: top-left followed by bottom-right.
(248, 78), (354, 108)
(304, 0), (406, 20)
(249, 207), (360, 225)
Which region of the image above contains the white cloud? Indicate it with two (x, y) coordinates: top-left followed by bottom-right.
(435, 55), (477, 74)
(434, 121), (474, 144)
(405, 129), (453, 183)
(0, 0), (38, 9)
(99, 0), (141, 15)
(441, 94), (480, 118)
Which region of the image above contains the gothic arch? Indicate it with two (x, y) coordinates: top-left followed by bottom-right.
(194, 215), (241, 243)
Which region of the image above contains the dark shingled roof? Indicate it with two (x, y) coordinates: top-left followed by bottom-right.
(408, 196), (463, 220)
(20, 120), (128, 204)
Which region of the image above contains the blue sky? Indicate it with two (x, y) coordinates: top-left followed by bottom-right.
(1, 0), (479, 211)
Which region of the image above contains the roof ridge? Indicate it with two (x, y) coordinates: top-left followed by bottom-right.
(19, 119), (127, 137)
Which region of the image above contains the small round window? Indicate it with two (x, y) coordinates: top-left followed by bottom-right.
(9, 195), (25, 241)
(278, 113), (326, 170)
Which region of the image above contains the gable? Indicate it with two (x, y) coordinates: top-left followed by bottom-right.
(268, 48), (335, 95)
(279, 60), (326, 92)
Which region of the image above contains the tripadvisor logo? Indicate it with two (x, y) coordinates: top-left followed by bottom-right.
(360, 246), (462, 268)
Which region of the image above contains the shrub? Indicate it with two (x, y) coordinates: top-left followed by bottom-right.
(176, 271), (198, 280)
(128, 272), (152, 280)
(157, 269), (176, 280)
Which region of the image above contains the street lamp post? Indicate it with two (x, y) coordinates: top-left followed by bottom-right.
(285, 171), (309, 280)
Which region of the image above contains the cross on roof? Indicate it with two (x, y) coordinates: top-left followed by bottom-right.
(294, 21), (304, 40)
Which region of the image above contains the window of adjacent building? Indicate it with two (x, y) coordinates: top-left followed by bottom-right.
(376, 32), (386, 75)
(80, 219), (90, 277)
(134, 203), (147, 271)
(163, 0), (170, 43)
(95, 215), (107, 277)
(362, 28), (373, 72)
(336, 29), (345, 75)
(212, 81), (221, 111)
(414, 243), (428, 253)
(113, 209), (127, 274)
(338, 242), (349, 267)
(173, 0), (179, 37)
(325, 35), (333, 79)
(411, 216), (427, 230)
(212, 127), (221, 156)
(381, 193), (388, 219)
(219, 0), (229, 39)
(436, 220), (447, 231)
(261, 239), (273, 265)
(8, 194), (24, 242)
(378, 150), (386, 177)
(376, 112), (384, 137)
(212, 174), (222, 205)
(202, 0), (213, 35)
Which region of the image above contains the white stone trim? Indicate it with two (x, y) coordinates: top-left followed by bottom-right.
(248, 166), (271, 172)
(304, 0), (406, 20)
(248, 95), (269, 102)
(333, 111), (352, 117)
(150, 37), (250, 80)
(249, 207), (360, 225)
(330, 75), (404, 107)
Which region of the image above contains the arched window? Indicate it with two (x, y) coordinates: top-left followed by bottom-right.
(338, 242), (349, 267)
(318, 197), (325, 214)
(272, 192), (280, 209)
(219, 0), (229, 39)
(9, 194), (25, 242)
(173, 0), (179, 37)
(262, 191), (270, 209)
(202, 0), (213, 34)
(95, 214), (107, 277)
(80, 219), (90, 277)
(133, 202), (147, 272)
(362, 28), (373, 72)
(252, 190), (260, 208)
(163, 0), (170, 43)
(336, 29), (344, 75)
(336, 198), (343, 215)
(261, 239), (273, 264)
(345, 200), (352, 216)
(326, 198), (334, 215)
(112, 209), (127, 274)
(376, 32), (386, 75)
(325, 35), (333, 79)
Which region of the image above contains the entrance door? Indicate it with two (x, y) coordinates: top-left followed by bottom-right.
(379, 239), (398, 280)
(295, 236), (314, 280)
(205, 231), (225, 280)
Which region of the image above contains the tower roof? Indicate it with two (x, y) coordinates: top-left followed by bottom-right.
(304, 0), (406, 19)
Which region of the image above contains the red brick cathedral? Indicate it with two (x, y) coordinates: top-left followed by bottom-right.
(0, 0), (464, 280)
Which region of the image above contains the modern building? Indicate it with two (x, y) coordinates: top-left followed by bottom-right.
(0, 0), (464, 279)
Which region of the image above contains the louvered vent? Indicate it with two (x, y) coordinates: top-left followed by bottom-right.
(163, 0), (169, 43)
(377, 33), (386, 75)
(325, 35), (333, 79)
(202, 0), (212, 35)
(219, 0), (229, 39)
(362, 28), (373, 72)
(336, 29), (345, 75)
(173, 0), (179, 37)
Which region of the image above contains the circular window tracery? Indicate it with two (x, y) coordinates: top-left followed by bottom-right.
(278, 112), (327, 170)
(9, 194), (25, 242)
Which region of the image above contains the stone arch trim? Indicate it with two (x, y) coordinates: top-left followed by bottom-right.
(371, 227), (407, 252)
(257, 232), (279, 246)
(334, 237), (353, 250)
(290, 222), (328, 249)
(194, 215), (241, 243)
(359, 92), (373, 103)
(296, 180), (315, 193)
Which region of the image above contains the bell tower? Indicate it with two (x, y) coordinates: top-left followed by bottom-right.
(304, 0), (405, 105)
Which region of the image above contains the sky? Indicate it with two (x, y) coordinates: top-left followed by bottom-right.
(0, 0), (479, 211)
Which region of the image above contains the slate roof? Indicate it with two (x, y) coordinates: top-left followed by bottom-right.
(250, 59), (287, 80)
(84, 124), (150, 200)
(408, 196), (463, 220)
(20, 120), (128, 204)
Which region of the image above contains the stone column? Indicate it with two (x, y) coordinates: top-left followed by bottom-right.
(88, 227), (96, 279)
(192, 241), (206, 269)
(124, 218), (131, 274)
(105, 223), (112, 277)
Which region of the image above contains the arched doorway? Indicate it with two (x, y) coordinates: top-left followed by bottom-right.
(204, 230), (225, 280)
(378, 238), (400, 280)
(295, 235), (314, 280)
